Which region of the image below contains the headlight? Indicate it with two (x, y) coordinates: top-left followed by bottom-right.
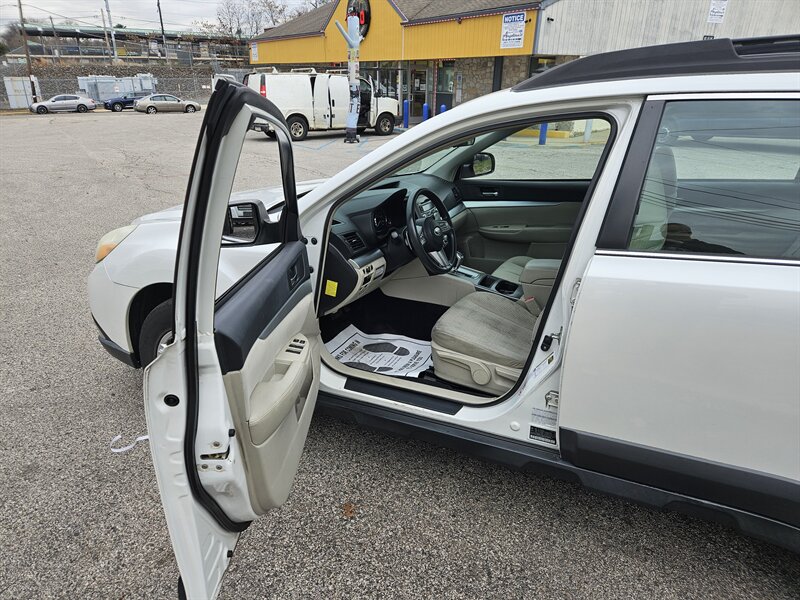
(95, 225), (136, 263)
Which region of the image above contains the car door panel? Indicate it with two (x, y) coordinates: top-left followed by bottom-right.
(144, 81), (319, 599)
(454, 180), (588, 271)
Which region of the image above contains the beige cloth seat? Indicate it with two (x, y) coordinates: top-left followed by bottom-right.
(491, 256), (531, 283)
(431, 292), (538, 395)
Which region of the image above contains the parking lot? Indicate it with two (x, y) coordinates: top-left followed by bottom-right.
(0, 110), (798, 599)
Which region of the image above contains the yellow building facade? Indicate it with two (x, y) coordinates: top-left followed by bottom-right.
(249, 1), (540, 121)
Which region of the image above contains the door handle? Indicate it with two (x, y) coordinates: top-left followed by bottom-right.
(287, 265), (300, 289)
(481, 190), (499, 197)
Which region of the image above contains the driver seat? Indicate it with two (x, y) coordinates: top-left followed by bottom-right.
(431, 292), (539, 395)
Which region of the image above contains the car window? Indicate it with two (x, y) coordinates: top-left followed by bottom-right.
(67, 96), (79, 100)
(628, 99), (800, 259)
(151, 96), (163, 101)
(163, 95), (179, 102)
(52, 96), (66, 102)
(470, 118), (611, 180)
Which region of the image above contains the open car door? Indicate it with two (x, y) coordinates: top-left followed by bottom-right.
(144, 80), (321, 599)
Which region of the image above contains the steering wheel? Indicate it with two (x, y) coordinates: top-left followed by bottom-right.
(405, 188), (458, 275)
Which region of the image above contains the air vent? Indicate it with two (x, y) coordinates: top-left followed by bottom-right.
(342, 231), (365, 252)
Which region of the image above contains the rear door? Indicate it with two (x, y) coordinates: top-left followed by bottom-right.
(162, 94), (182, 112)
(145, 81), (321, 599)
(329, 75), (350, 128)
(560, 95), (800, 529)
(454, 118), (611, 273)
(312, 73), (331, 129)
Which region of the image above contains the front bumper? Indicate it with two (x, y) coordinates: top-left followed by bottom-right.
(94, 319), (139, 367)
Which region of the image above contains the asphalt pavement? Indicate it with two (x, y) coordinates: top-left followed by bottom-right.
(0, 110), (798, 599)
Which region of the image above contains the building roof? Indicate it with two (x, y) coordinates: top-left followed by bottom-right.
(253, 0), (539, 41)
(252, 3), (339, 41)
(391, 1), (540, 25)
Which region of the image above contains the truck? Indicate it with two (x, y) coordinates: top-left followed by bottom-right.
(242, 68), (399, 141)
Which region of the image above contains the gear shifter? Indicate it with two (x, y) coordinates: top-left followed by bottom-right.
(453, 251), (464, 271)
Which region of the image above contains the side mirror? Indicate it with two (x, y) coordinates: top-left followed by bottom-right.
(459, 152), (495, 179)
(222, 202), (260, 244)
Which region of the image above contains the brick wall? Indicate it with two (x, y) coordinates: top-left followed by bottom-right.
(501, 55), (530, 89)
(453, 57), (495, 105)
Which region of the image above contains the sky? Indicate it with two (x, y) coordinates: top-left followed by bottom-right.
(0, 1), (310, 32)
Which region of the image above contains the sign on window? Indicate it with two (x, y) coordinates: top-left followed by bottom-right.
(500, 12), (526, 49)
(251, 42), (259, 62)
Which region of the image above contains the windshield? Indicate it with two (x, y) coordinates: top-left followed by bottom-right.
(393, 138), (476, 176)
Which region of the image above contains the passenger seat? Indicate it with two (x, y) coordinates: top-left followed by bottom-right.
(492, 256), (533, 283)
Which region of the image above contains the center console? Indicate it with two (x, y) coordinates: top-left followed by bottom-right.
(453, 260), (523, 300)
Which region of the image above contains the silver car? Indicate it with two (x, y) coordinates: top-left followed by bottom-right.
(29, 95), (96, 114)
(134, 94), (201, 114)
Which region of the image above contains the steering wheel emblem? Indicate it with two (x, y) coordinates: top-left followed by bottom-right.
(433, 226), (441, 236)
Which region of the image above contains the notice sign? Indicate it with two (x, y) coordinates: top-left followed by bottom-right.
(707, 0), (728, 23)
(251, 42), (259, 61)
(501, 12), (526, 49)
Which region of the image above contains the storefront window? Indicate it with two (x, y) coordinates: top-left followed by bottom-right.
(436, 60), (455, 112)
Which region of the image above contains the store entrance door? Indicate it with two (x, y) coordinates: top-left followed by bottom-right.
(408, 65), (430, 124)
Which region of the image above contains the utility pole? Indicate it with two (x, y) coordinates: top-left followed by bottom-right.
(16, 0), (38, 102)
(100, 9), (112, 60)
(157, 0), (167, 56)
(103, 0), (118, 60)
(49, 16), (60, 64)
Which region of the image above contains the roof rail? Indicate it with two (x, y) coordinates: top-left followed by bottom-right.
(325, 69), (347, 74)
(290, 67), (317, 73)
(513, 36), (800, 93)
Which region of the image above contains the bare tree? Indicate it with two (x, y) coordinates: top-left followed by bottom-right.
(259, 0), (288, 27)
(290, 1), (330, 19)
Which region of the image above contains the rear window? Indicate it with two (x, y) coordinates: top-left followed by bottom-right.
(628, 99), (800, 259)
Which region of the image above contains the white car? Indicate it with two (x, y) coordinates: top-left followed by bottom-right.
(30, 94), (96, 114)
(89, 37), (799, 598)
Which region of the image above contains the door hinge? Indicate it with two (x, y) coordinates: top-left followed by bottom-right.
(569, 278), (581, 307)
(540, 326), (562, 351)
(544, 390), (559, 408)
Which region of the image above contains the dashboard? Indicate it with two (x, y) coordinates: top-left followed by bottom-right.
(319, 174), (465, 315)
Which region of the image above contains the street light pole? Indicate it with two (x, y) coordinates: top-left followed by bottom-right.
(16, 0), (38, 102)
(103, 0), (118, 60)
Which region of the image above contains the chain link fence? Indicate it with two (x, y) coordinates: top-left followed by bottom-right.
(1, 67), (253, 108)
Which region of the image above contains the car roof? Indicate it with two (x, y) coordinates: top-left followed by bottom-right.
(513, 35), (800, 93)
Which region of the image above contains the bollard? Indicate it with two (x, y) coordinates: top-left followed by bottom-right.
(422, 103), (429, 121)
(403, 99), (409, 129)
(538, 122), (548, 145)
(440, 104), (446, 114)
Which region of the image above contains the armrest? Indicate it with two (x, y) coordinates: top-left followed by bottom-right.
(519, 258), (561, 285)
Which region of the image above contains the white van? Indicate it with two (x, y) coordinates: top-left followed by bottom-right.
(242, 68), (399, 140)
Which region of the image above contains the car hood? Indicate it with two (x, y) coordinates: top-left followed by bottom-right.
(131, 179), (326, 226)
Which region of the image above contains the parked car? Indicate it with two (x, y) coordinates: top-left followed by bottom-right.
(134, 94), (201, 114)
(29, 94), (96, 114)
(102, 93), (144, 112)
(89, 37), (799, 598)
(242, 68), (399, 140)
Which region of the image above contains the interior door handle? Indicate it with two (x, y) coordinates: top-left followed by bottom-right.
(287, 264), (300, 289)
(481, 190), (499, 197)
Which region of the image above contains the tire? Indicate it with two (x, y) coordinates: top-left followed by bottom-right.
(77, 104), (88, 113)
(139, 300), (173, 367)
(287, 115), (308, 141)
(146, 106), (157, 114)
(375, 113), (395, 135)
(36, 106), (47, 114)
(112, 103), (124, 112)
(185, 105), (196, 113)
(265, 130), (277, 139)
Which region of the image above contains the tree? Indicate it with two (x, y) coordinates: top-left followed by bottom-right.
(259, 0), (288, 27)
(0, 41), (8, 56)
(114, 23), (127, 29)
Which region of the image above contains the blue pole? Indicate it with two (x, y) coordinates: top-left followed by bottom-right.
(422, 103), (429, 121)
(440, 104), (446, 114)
(538, 122), (548, 145)
(403, 99), (409, 129)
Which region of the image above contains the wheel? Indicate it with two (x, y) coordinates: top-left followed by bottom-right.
(112, 102), (123, 112)
(138, 300), (173, 367)
(146, 106), (157, 114)
(287, 116), (308, 141)
(185, 105), (196, 113)
(77, 104), (88, 113)
(265, 130), (277, 139)
(375, 113), (395, 135)
(36, 106), (47, 114)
